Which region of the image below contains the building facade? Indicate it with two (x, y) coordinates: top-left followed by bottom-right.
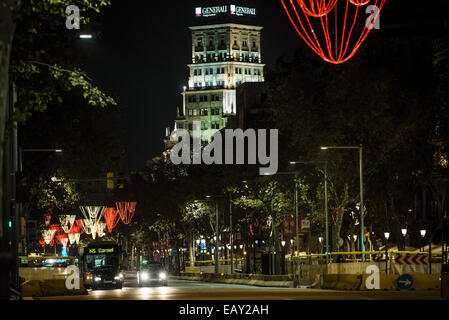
(174, 23), (265, 143)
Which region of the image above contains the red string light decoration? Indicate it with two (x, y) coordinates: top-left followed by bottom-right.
(281, 0), (386, 64)
(116, 202), (137, 225)
(56, 232), (68, 246)
(104, 208), (120, 233)
(299, 0), (338, 17)
(68, 225), (81, 245)
(74, 220), (85, 235)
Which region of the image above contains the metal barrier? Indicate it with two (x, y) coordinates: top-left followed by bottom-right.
(289, 251), (442, 264)
(19, 256), (77, 282)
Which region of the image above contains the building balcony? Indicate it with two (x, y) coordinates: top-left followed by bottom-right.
(187, 84), (231, 92)
(193, 56), (262, 64)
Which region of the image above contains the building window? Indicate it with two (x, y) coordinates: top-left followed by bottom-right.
(201, 108), (209, 116)
(188, 123), (193, 131)
(188, 95), (197, 103)
(211, 108), (220, 116)
(211, 122), (220, 129)
(201, 122), (209, 130)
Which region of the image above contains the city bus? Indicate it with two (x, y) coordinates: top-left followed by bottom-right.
(79, 240), (125, 288)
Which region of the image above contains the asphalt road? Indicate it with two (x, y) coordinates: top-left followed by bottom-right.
(29, 271), (443, 300)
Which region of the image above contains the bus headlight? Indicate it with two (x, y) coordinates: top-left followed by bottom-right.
(94, 277), (101, 282)
(159, 272), (167, 280)
(141, 272), (149, 280)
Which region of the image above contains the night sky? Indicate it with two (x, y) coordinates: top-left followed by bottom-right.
(82, 1), (445, 173)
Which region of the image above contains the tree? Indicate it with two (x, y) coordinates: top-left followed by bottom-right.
(270, 33), (439, 250)
(1, 0), (115, 236)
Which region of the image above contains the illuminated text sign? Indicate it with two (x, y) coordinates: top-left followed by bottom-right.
(88, 247), (115, 254)
(195, 5), (256, 18)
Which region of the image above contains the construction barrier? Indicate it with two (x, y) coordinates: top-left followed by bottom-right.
(321, 274), (362, 291)
(358, 274), (440, 291)
(21, 279), (88, 297)
(177, 272), (292, 288)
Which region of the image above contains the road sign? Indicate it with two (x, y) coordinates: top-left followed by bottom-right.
(397, 274), (414, 291)
(394, 253), (428, 265)
(301, 218), (310, 233)
(283, 217), (295, 235)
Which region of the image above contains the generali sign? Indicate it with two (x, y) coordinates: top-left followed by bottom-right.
(195, 5), (256, 18)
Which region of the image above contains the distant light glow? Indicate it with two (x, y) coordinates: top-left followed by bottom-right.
(79, 34), (93, 39)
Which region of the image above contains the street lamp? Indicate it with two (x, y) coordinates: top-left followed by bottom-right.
(420, 229), (427, 252)
(401, 228), (407, 236)
(206, 194), (233, 274)
(288, 160), (328, 262)
(384, 232), (390, 274)
(321, 145), (365, 261)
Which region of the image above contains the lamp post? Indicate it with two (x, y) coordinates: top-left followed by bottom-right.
(206, 195), (232, 275)
(401, 228), (407, 250)
(321, 145), (365, 261)
(281, 241), (286, 274)
(289, 160), (329, 264)
(420, 229), (427, 252)
(384, 232), (390, 274)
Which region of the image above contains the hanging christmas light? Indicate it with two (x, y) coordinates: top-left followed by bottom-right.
(80, 206), (105, 240)
(298, 0), (338, 17)
(104, 208), (120, 233)
(56, 232), (69, 246)
(116, 202), (137, 225)
(97, 221), (106, 238)
(74, 220), (85, 235)
(281, 0), (386, 64)
(59, 215), (76, 234)
(44, 214), (52, 226)
(43, 229), (56, 245)
(68, 225), (81, 245)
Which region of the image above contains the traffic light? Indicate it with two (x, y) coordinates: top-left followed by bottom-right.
(20, 217), (25, 237)
(107, 172), (114, 190)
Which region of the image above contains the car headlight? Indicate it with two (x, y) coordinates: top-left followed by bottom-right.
(159, 272), (167, 280)
(141, 272), (149, 280)
(114, 276), (120, 280)
(94, 277), (101, 282)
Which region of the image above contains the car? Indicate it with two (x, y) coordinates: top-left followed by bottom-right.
(90, 265), (124, 290)
(137, 263), (168, 287)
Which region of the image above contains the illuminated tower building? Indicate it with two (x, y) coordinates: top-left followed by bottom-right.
(174, 5), (265, 143)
